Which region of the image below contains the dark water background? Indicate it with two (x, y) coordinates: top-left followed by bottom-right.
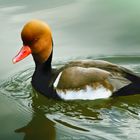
(0, 0), (140, 140)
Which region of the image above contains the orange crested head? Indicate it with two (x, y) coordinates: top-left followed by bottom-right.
(13, 19), (53, 64)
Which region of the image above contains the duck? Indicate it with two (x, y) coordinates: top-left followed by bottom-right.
(13, 19), (140, 100)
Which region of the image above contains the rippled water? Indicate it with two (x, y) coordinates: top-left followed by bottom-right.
(1, 0), (140, 140)
(0, 56), (140, 140)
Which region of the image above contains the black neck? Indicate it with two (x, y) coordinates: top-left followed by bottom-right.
(31, 46), (60, 99)
(33, 39), (54, 70)
(33, 51), (53, 71)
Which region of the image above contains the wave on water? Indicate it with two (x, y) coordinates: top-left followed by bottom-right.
(0, 56), (140, 139)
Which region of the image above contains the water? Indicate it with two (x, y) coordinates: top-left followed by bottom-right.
(0, 0), (140, 140)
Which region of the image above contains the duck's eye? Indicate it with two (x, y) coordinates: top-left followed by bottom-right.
(33, 38), (39, 42)
(23, 38), (39, 46)
(27, 38), (39, 46)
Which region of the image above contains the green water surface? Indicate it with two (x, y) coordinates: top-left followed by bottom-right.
(0, 1), (140, 140)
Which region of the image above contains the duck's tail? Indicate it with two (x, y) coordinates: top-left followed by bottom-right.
(120, 66), (140, 83)
(113, 66), (140, 96)
(113, 82), (140, 96)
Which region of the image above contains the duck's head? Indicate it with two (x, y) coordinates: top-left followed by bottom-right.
(13, 19), (53, 64)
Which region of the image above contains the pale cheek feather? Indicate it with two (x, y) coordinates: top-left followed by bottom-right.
(56, 86), (112, 100)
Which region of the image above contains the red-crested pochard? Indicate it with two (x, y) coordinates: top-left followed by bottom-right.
(13, 20), (140, 100)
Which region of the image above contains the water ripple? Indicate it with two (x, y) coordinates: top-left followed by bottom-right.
(0, 57), (140, 139)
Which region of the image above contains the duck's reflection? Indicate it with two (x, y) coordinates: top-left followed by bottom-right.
(15, 89), (119, 140)
(15, 92), (56, 140)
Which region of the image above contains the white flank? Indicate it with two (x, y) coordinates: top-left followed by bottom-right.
(53, 72), (62, 88)
(57, 85), (112, 100)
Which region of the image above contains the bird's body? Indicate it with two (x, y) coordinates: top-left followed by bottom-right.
(13, 20), (140, 100)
